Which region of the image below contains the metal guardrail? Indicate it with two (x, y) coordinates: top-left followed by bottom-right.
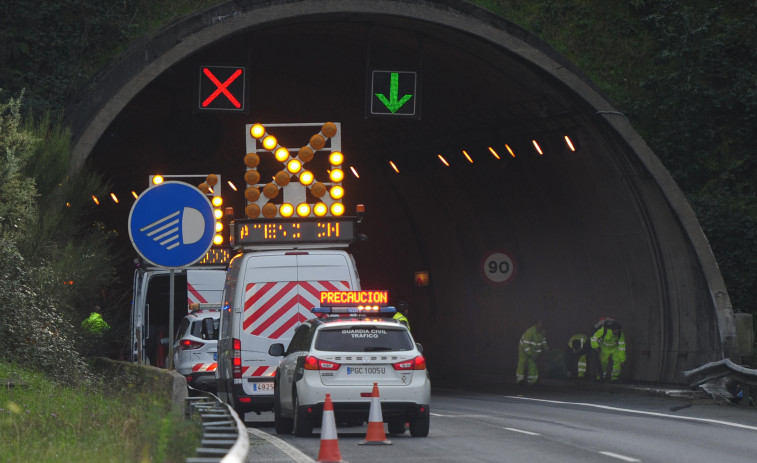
(185, 387), (249, 463)
(683, 358), (756, 407)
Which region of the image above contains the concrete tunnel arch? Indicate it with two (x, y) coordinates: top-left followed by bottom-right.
(65, 0), (737, 383)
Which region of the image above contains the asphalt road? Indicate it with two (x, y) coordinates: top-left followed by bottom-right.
(242, 384), (757, 462)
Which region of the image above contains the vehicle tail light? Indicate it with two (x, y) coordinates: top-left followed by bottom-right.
(232, 338), (242, 379)
(180, 339), (205, 350)
(303, 355), (341, 371)
(392, 355), (426, 371)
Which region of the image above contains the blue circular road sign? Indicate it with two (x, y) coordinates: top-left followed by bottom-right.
(128, 181), (215, 268)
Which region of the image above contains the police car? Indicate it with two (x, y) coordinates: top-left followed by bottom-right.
(169, 307), (220, 391)
(268, 291), (430, 437)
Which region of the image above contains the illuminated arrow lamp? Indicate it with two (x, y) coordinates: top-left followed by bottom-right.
(243, 122), (345, 219)
(149, 173), (226, 245)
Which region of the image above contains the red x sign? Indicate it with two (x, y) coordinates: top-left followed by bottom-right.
(198, 66), (246, 111)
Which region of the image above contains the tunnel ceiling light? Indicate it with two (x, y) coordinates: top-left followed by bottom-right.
(227, 180), (237, 191)
(564, 135), (576, 152)
(532, 140), (543, 155)
(92, 195), (100, 205)
(505, 144), (516, 157)
(389, 161), (400, 173)
(438, 154), (450, 166)
(110, 193), (118, 203)
(488, 147), (501, 159)
(350, 166), (360, 178)
(131, 191), (138, 199)
(462, 150), (474, 163)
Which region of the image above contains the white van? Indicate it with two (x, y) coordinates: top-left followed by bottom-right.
(216, 249), (361, 415)
(130, 267), (226, 367)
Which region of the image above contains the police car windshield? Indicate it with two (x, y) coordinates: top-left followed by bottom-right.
(314, 326), (414, 352)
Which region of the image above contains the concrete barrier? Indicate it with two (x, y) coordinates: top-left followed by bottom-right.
(87, 357), (188, 407)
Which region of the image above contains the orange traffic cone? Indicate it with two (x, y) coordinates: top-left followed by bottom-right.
(317, 394), (343, 462)
(359, 382), (392, 445)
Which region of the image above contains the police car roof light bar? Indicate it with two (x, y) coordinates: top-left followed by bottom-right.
(311, 306), (397, 315)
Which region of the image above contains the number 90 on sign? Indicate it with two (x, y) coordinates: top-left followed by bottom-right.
(482, 251), (516, 285)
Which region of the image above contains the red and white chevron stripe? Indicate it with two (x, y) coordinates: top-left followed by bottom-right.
(191, 362), (217, 373)
(240, 365), (277, 378)
(187, 282), (209, 306)
(242, 280), (351, 339)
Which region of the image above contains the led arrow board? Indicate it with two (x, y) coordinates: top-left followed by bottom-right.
(129, 182), (216, 268)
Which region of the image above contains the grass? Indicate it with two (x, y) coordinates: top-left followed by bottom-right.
(0, 361), (201, 463)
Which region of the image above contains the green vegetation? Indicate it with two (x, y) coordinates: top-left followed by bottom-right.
(0, 361), (200, 463)
(0, 94), (200, 461)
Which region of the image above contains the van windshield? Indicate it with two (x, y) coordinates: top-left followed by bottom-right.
(314, 326), (414, 352)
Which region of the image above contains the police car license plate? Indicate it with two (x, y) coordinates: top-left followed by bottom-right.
(250, 381), (274, 393)
(345, 365), (388, 376)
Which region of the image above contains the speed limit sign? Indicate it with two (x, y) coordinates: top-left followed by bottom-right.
(482, 250), (517, 285)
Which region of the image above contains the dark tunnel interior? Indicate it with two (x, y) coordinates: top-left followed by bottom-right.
(87, 14), (721, 383)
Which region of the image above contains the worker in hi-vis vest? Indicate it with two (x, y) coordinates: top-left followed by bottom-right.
(566, 333), (589, 379)
(590, 319), (626, 382)
(516, 320), (548, 386)
(393, 301), (410, 331)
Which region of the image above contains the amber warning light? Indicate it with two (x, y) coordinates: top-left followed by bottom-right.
(319, 291), (389, 307)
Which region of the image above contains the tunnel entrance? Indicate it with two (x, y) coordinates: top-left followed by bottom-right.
(76, 1), (734, 383)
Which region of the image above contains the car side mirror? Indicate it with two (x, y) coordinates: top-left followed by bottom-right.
(415, 342), (423, 354)
(201, 318), (217, 340)
(268, 343), (286, 357)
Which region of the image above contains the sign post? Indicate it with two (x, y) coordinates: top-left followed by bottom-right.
(128, 181), (216, 369)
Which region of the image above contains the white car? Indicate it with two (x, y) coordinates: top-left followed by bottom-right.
(268, 311), (431, 437)
(170, 309), (220, 391)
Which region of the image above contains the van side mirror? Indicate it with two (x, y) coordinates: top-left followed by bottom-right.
(201, 318), (217, 340)
(268, 343), (286, 357)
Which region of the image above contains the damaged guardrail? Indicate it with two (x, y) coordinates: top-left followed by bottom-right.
(185, 387), (249, 463)
(683, 358), (756, 407)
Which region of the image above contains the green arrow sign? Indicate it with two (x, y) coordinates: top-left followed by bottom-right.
(369, 70), (418, 117)
(375, 72), (413, 113)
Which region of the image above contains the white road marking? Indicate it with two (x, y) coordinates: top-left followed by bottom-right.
(431, 413), (487, 418)
(503, 427), (540, 436)
(504, 395), (757, 431)
(247, 428), (314, 463)
(600, 450), (641, 462)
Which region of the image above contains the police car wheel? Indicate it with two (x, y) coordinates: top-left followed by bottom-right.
(273, 386), (293, 434)
(409, 414), (429, 437)
(292, 390), (313, 437)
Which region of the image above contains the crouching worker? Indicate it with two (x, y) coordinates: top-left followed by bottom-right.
(590, 320), (626, 382)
